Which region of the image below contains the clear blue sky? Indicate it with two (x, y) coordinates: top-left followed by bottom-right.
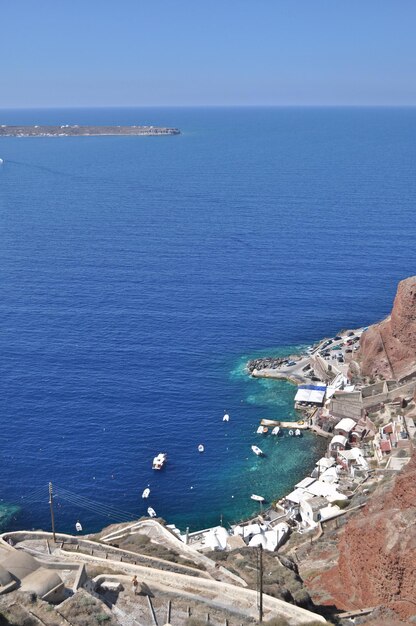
(2, 0), (416, 107)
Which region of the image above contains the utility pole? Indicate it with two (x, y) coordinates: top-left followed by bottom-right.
(258, 544), (263, 623)
(48, 482), (56, 542)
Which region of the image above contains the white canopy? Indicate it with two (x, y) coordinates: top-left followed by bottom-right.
(295, 476), (316, 489)
(330, 434), (348, 447)
(285, 488), (309, 504)
(204, 526), (229, 550)
(319, 466), (339, 484)
(335, 418), (356, 433)
(295, 387), (326, 404)
(305, 480), (346, 500)
(248, 534), (267, 548)
(316, 457), (335, 469)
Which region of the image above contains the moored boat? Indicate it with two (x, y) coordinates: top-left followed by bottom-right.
(142, 487), (150, 498)
(251, 445), (264, 456)
(223, 413), (230, 422)
(152, 452), (167, 470)
(288, 429), (294, 436)
(271, 426), (280, 435)
(250, 494), (265, 502)
(147, 507), (157, 518)
(295, 428), (302, 437)
(198, 444), (205, 452)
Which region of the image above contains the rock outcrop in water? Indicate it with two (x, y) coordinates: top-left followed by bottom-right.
(356, 275), (416, 380)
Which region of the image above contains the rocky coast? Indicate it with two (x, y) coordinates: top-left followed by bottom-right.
(0, 124), (180, 137)
(1, 278), (415, 625)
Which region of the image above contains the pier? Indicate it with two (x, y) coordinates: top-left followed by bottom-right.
(260, 418), (309, 429)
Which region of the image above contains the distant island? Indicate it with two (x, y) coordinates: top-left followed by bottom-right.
(0, 124), (180, 137)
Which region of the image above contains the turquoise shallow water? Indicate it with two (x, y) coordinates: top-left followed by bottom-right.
(1, 106), (416, 533)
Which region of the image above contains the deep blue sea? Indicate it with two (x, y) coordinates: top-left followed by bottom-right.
(1, 107), (416, 534)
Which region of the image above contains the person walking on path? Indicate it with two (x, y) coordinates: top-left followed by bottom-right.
(132, 575), (139, 595)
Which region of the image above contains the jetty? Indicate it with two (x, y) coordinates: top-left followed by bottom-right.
(0, 124), (180, 137)
(260, 418), (309, 429)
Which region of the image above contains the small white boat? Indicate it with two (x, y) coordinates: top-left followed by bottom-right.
(142, 488), (150, 498)
(295, 428), (302, 437)
(271, 426), (280, 436)
(0, 158), (3, 165)
(152, 452), (167, 470)
(75, 521), (82, 532)
(256, 426), (264, 434)
(251, 445), (264, 457)
(288, 429), (294, 436)
(147, 507), (157, 518)
(223, 413), (230, 422)
(250, 494), (265, 502)
(198, 444), (205, 453)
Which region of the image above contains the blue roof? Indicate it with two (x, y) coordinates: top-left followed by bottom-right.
(299, 384), (327, 391)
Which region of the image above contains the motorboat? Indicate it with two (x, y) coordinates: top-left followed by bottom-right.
(152, 452), (167, 470)
(288, 429), (294, 436)
(147, 507), (157, 518)
(198, 444), (205, 452)
(251, 445), (264, 457)
(271, 426), (280, 436)
(223, 413), (230, 422)
(250, 494), (265, 502)
(142, 488), (150, 498)
(295, 428), (302, 437)
(0, 158), (3, 165)
(75, 521), (82, 532)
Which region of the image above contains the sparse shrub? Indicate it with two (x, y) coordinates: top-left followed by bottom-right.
(397, 449), (409, 458)
(265, 615), (330, 625)
(121, 534), (150, 548)
(209, 550), (228, 561)
(262, 618), (290, 626)
(96, 614), (110, 623)
(332, 499), (350, 509)
(291, 587), (311, 607)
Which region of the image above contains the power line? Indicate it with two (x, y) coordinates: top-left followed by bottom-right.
(55, 485), (138, 518)
(53, 485), (138, 522)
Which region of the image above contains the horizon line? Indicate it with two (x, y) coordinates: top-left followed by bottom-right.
(2, 103), (416, 111)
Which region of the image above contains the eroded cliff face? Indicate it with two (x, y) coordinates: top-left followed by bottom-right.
(357, 276), (416, 380)
(314, 453), (416, 622)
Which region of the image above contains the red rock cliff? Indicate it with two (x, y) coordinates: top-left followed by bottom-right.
(318, 453), (416, 621)
(357, 276), (416, 380)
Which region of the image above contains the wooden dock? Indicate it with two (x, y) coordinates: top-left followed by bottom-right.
(260, 419), (309, 429)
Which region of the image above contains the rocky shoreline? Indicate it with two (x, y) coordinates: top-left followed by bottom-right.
(0, 124), (181, 137)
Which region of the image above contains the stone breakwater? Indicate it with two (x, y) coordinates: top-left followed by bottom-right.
(247, 355), (298, 374)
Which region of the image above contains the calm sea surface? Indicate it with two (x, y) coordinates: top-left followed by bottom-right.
(1, 107), (416, 533)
